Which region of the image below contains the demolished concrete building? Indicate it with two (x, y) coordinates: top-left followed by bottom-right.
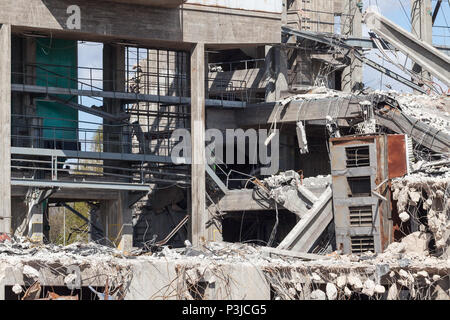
(0, 0), (449, 300)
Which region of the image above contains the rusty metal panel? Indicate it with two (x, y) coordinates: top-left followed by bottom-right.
(387, 134), (408, 179)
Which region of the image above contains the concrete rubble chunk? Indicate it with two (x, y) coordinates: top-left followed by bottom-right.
(311, 272), (321, 282)
(399, 212), (410, 222)
(310, 289), (326, 300)
(336, 275), (347, 288)
(344, 287), (352, 297)
(387, 283), (398, 300)
(374, 285), (386, 294)
(12, 284), (22, 294)
(362, 279), (375, 297)
(22, 265), (40, 280)
(326, 283), (338, 300)
(417, 271), (429, 278)
(64, 274), (77, 286)
(347, 275), (363, 291)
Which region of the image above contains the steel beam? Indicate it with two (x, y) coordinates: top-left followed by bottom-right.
(57, 202), (103, 235)
(11, 83), (246, 108)
(281, 26), (428, 93)
(11, 179), (151, 191)
(11, 147), (187, 164)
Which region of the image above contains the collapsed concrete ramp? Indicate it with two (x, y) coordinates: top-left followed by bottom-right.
(277, 187), (333, 252)
(375, 104), (450, 154)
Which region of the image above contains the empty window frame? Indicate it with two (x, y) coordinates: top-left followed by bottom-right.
(349, 206), (373, 226)
(347, 176), (372, 197)
(346, 146), (370, 168)
(350, 235), (375, 254)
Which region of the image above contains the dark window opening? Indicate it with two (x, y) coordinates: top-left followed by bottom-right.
(347, 176), (371, 197)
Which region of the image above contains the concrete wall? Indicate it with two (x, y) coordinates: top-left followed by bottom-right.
(0, 0), (280, 46)
(125, 260), (270, 300)
(186, 0), (283, 13)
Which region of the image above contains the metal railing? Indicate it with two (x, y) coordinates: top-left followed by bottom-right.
(12, 62), (256, 103)
(10, 114), (181, 156)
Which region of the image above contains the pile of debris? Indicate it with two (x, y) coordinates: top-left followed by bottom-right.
(0, 235), (448, 300)
(391, 167), (450, 253)
(394, 93), (450, 135)
(254, 170), (330, 217)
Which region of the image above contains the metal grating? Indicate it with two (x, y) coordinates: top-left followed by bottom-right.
(346, 146), (370, 168)
(350, 236), (375, 254)
(349, 206), (373, 226)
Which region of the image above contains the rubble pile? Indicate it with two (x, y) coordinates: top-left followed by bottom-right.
(394, 93), (450, 135)
(256, 171), (330, 217)
(144, 240), (450, 300)
(1, 236), (448, 300)
(391, 169), (450, 251)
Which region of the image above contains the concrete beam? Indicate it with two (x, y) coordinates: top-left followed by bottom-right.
(277, 187), (333, 252)
(235, 95), (376, 127)
(0, 24), (11, 234)
(364, 9), (450, 87)
(190, 43), (207, 246)
(0, 0), (280, 47)
(105, 0), (184, 8)
(217, 189), (276, 212)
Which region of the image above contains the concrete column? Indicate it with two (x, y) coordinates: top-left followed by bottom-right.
(341, 0), (363, 92)
(190, 43), (207, 246)
(0, 24), (11, 234)
(103, 44), (125, 154)
(265, 46), (289, 102)
(411, 0), (433, 86)
(118, 192), (133, 251)
(28, 204), (44, 243)
(100, 192), (133, 251)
